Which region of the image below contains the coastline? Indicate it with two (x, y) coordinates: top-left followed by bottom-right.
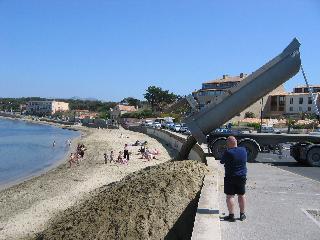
(0, 131), (82, 191)
(0, 116), (82, 191)
(0, 126), (176, 240)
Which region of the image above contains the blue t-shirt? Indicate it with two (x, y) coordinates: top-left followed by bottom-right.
(220, 147), (247, 177)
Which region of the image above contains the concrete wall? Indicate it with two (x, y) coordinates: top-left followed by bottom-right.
(144, 127), (206, 163)
(129, 126), (206, 163)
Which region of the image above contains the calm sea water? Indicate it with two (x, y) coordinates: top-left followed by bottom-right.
(0, 118), (79, 186)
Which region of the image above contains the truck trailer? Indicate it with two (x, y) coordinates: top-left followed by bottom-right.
(179, 38), (320, 167)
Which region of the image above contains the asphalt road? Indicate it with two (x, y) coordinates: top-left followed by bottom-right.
(255, 148), (320, 182)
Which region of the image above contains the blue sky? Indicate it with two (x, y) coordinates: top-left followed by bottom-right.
(0, 0), (319, 101)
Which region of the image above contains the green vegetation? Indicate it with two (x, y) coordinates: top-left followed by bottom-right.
(246, 122), (261, 130)
(144, 86), (178, 112)
(121, 109), (155, 119)
(244, 111), (256, 118)
(120, 97), (142, 108)
(0, 97), (46, 112)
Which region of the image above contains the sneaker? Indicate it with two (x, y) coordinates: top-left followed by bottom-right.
(240, 213), (246, 221)
(224, 214), (236, 222)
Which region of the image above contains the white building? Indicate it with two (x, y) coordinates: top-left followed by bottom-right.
(26, 101), (69, 115)
(267, 85), (320, 117)
(285, 93), (319, 115)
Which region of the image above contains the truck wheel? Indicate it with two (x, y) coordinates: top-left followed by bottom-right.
(209, 139), (227, 160)
(239, 141), (258, 162)
(306, 147), (320, 167)
(290, 143), (309, 164)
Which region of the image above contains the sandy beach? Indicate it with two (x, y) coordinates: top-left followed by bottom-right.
(0, 126), (177, 240)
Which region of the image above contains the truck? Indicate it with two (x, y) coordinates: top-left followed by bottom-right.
(178, 38), (320, 167)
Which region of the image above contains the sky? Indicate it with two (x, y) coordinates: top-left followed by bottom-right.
(0, 0), (319, 101)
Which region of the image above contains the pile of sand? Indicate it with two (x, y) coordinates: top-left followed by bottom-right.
(30, 160), (208, 240)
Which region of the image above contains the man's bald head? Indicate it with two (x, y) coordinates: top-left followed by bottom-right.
(227, 136), (237, 149)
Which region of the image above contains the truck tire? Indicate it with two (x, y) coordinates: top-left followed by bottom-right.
(306, 147), (320, 167)
(209, 139), (227, 160)
(238, 141), (259, 162)
(290, 143), (309, 164)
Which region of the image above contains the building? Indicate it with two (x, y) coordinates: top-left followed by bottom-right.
(285, 93), (319, 115)
(110, 104), (137, 120)
(26, 101), (69, 115)
(265, 85), (320, 118)
(293, 85), (320, 94)
(192, 73), (285, 121)
(74, 110), (99, 120)
(193, 73), (248, 109)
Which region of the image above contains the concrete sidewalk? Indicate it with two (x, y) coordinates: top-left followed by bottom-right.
(217, 162), (320, 240)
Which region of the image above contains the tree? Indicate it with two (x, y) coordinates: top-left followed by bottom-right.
(245, 111), (256, 118)
(121, 97), (141, 107)
(144, 86), (178, 112)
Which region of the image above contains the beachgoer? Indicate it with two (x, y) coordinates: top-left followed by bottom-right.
(220, 136), (247, 222)
(109, 151), (114, 163)
(53, 140), (56, 147)
(151, 149), (160, 159)
(117, 151), (124, 163)
(68, 153), (78, 167)
(144, 147), (153, 161)
(78, 144), (86, 158)
(104, 153), (109, 164)
(138, 145), (146, 154)
(124, 144), (130, 161)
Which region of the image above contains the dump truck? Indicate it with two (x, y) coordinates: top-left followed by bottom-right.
(179, 38), (320, 167)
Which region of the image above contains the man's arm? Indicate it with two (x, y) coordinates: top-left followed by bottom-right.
(220, 151), (229, 164)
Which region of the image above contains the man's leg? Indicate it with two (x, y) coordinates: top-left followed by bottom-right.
(238, 194), (246, 221)
(225, 195), (236, 222)
(226, 195), (235, 214)
(238, 194), (246, 213)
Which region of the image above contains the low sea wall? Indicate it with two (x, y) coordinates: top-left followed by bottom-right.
(129, 126), (206, 164)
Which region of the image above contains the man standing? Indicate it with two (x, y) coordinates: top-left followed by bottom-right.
(220, 136), (247, 222)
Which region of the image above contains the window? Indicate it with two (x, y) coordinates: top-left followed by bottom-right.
(270, 96), (278, 111)
(299, 106), (302, 112)
(308, 107), (311, 111)
(289, 107), (293, 112)
(304, 88), (309, 93)
(295, 88), (302, 93)
(289, 97), (293, 104)
(308, 97), (312, 104)
(299, 97), (303, 104)
(278, 96), (285, 111)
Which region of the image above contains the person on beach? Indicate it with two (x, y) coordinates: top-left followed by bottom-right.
(104, 153), (109, 164)
(117, 151), (127, 164)
(117, 151), (123, 163)
(68, 153), (78, 167)
(123, 144), (130, 161)
(220, 136), (247, 222)
(52, 140), (56, 147)
(109, 150), (114, 163)
(77, 144), (86, 159)
(138, 145), (146, 154)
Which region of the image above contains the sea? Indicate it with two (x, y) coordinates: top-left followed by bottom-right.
(0, 118), (80, 187)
